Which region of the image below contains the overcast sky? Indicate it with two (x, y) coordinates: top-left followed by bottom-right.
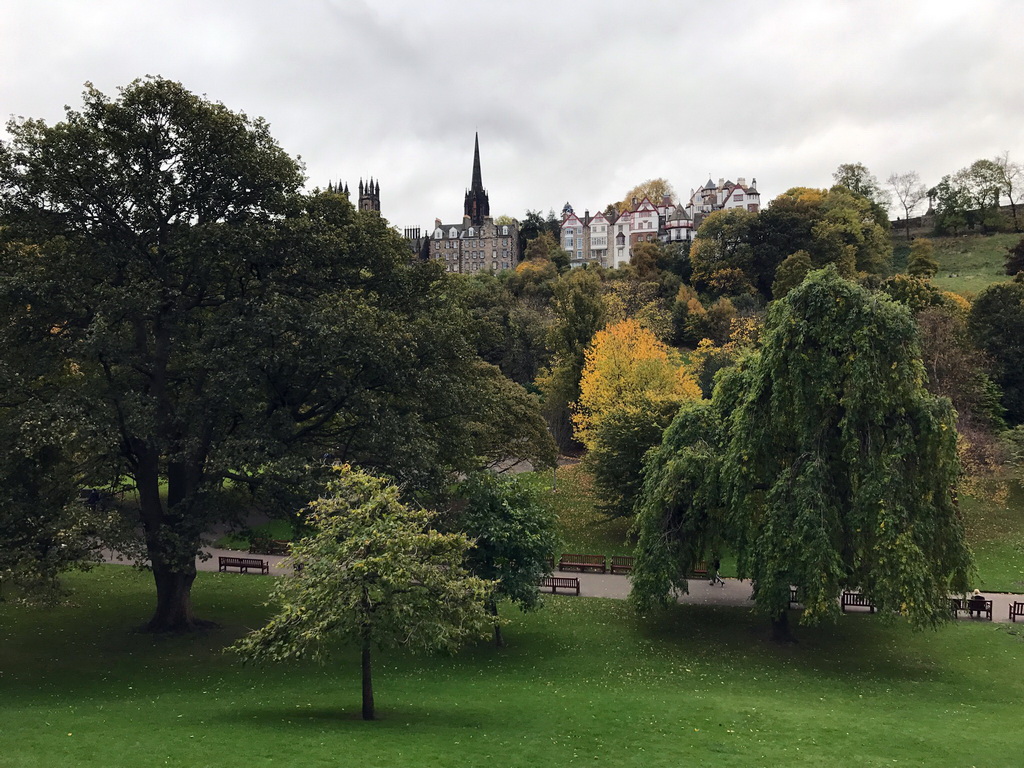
(2, 1), (1022, 230)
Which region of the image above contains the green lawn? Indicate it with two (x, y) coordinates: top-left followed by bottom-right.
(925, 232), (1019, 296)
(2, 566), (1023, 767)
(525, 463), (633, 556)
(962, 482), (1024, 592)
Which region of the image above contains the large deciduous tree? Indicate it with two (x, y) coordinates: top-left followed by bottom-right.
(888, 171), (928, 240)
(0, 78), (552, 631)
(833, 162), (892, 211)
(232, 466), (493, 720)
(573, 318), (701, 516)
(447, 471), (560, 647)
(618, 178), (675, 212)
(992, 151), (1022, 232)
(969, 280), (1024, 425)
(632, 267), (972, 640)
(689, 208), (758, 294)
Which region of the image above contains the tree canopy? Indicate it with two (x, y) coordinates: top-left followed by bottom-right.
(448, 471), (560, 646)
(618, 178), (675, 211)
(231, 466), (493, 720)
(632, 267), (972, 639)
(573, 318), (701, 516)
(0, 77), (552, 630)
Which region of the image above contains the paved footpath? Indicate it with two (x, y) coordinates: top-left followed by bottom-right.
(194, 545), (1024, 624)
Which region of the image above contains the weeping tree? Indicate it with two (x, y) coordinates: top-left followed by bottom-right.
(630, 400), (729, 609)
(632, 267), (973, 640)
(232, 466), (494, 721)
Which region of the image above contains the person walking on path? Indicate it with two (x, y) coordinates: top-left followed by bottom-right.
(708, 557), (724, 586)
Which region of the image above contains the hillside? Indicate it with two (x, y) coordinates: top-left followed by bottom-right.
(895, 231), (1020, 297)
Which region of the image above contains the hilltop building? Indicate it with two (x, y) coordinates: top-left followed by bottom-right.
(325, 177), (381, 213)
(560, 176), (760, 268)
(427, 134), (520, 274)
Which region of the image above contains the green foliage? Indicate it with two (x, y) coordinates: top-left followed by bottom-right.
(0, 78), (552, 630)
(907, 238), (939, 277)
(877, 273), (947, 313)
(449, 471), (560, 644)
(634, 268), (973, 633)
(690, 208), (758, 293)
(537, 268), (608, 449)
(1006, 236), (1024, 276)
(631, 401), (728, 608)
(969, 280), (1024, 424)
(522, 231), (570, 271)
(231, 466), (494, 719)
(726, 268), (971, 627)
(832, 162), (892, 211)
(582, 397), (682, 519)
(772, 250), (812, 298)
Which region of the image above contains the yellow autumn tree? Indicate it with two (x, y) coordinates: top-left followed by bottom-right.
(572, 318), (702, 516)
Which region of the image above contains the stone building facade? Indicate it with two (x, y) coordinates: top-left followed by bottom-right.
(427, 134), (520, 274)
(560, 176), (760, 268)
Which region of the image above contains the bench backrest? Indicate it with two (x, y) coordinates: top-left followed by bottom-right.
(561, 554), (605, 564)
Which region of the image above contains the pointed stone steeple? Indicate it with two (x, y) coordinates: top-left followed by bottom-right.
(464, 132), (490, 226)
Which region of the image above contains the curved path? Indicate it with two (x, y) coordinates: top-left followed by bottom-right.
(194, 545), (1024, 624)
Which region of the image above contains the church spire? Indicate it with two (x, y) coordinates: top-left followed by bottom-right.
(471, 132), (483, 192)
(464, 132), (490, 226)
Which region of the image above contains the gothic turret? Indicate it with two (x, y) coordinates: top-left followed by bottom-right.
(358, 178), (380, 212)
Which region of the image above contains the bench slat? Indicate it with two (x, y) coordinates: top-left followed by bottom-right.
(538, 576), (580, 595)
(558, 554), (607, 574)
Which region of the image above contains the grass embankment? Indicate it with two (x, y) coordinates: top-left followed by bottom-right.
(525, 463), (632, 557)
(963, 482), (1024, 592)
(2, 566), (1023, 768)
(921, 232), (1019, 296)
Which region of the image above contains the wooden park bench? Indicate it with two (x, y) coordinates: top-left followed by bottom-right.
(539, 576), (580, 596)
(950, 597), (993, 620)
(1010, 602), (1024, 622)
(218, 556), (269, 575)
(249, 538), (290, 556)
(690, 561), (709, 579)
(610, 555), (634, 575)
(558, 554), (607, 573)
(840, 591), (876, 613)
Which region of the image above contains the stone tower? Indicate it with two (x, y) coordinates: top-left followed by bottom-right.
(463, 133), (490, 226)
(358, 178), (380, 212)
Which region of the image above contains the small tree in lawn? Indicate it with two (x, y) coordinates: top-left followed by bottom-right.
(232, 466), (494, 721)
(451, 471), (561, 647)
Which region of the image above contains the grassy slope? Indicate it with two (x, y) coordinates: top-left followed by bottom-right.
(962, 482), (1024, 592)
(524, 463), (633, 557)
(923, 232), (1019, 296)
(2, 566), (1023, 768)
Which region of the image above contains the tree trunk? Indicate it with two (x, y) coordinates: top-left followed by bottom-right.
(146, 563), (204, 632)
(137, 452), (209, 632)
(488, 598), (504, 648)
(770, 609), (796, 644)
(361, 632), (375, 721)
